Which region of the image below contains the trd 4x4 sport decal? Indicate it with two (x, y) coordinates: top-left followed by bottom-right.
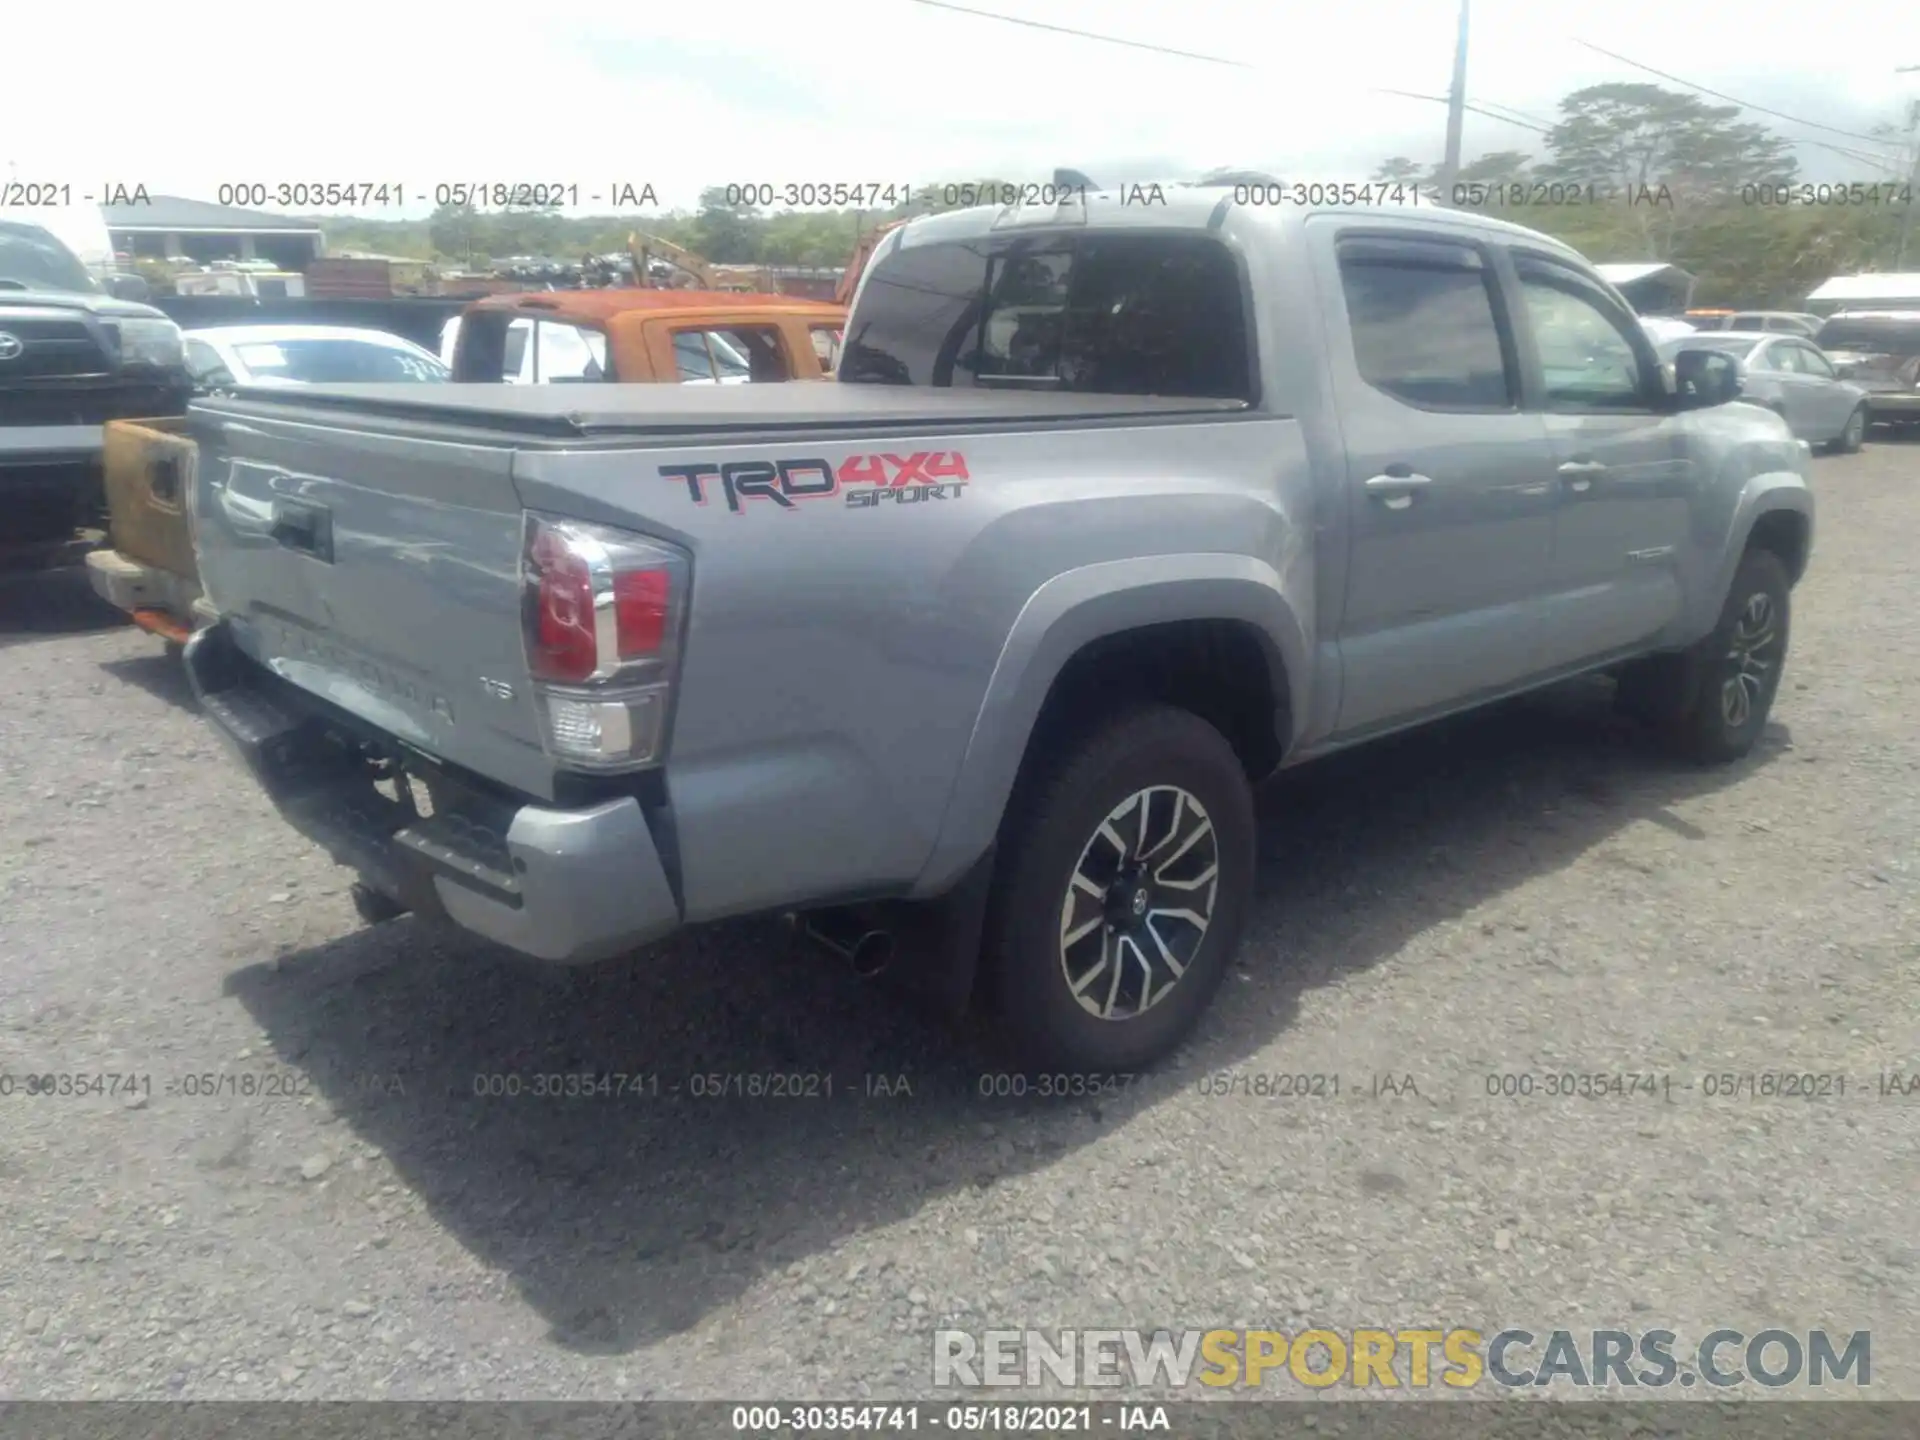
(659, 452), (970, 514)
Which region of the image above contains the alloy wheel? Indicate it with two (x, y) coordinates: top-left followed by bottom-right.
(1720, 591), (1782, 730)
(1058, 786), (1219, 1021)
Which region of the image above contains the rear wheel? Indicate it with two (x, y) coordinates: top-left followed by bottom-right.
(1834, 405), (1867, 454)
(1616, 548), (1791, 763)
(984, 704), (1256, 1072)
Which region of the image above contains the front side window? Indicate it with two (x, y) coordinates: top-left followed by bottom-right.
(1514, 257), (1651, 409)
(842, 232), (1251, 400)
(1337, 239), (1513, 410)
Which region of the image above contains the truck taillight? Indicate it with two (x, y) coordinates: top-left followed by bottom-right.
(521, 514), (690, 770)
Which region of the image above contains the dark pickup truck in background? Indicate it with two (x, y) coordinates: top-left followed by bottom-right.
(0, 217), (193, 562)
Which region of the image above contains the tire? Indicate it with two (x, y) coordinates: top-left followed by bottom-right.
(1615, 548), (1791, 764)
(983, 704), (1256, 1072)
(1834, 404), (1867, 454)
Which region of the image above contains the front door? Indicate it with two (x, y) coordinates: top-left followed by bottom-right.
(1508, 250), (1694, 668)
(1316, 227), (1560, 737)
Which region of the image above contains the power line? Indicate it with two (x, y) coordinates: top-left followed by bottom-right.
(904, 1), (1551, 138)
(1378, 89), (1552, 135)
(1571, 39), (1903, 147)
(1471, 98), (1556, 129)
(902, 0), (1253, 67)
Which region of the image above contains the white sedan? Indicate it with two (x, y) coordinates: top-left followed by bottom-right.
(1638, 316), (1698, 344)
(182, 324), (449, 387)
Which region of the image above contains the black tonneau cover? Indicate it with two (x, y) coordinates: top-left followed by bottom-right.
(190, 380), (1252, 445)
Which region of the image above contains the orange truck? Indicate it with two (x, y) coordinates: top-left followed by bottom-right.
(88, 287), (850, 646)
(443, 288), (847, 383)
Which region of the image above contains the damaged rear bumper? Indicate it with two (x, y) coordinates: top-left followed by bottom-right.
(182, 620), (681, 963)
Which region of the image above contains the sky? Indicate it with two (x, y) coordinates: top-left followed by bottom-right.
(3, 0), (1915, 218)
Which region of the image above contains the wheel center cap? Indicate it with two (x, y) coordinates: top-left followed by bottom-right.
(1130, 888), (1150, 918)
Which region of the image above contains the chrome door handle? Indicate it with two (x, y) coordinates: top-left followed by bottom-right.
(1364, 472), (1433, 511)
(1558, 459), (1605, 493)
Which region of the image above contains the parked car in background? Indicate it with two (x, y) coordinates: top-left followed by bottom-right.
(1639, 316), (1697, 344)
(440, 290), (845, 385)
(87, 325), (447, 644)
(0, 209), (190, 558)
(1687, 310), (1825, 339)
(1658, 332), (1868, 452)
(1813, 312), (1920, 430)
(183, 325), (449, 388)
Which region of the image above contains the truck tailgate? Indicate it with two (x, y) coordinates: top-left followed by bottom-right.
(103, 417), (197, 579)
(189, 400), (554, 799)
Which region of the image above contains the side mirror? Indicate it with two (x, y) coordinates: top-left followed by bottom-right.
(1671, 347), (1743, 410)
(105, 272), (152, 303)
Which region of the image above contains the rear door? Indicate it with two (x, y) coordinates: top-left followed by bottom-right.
(1506, 249), (1693, 667)
(1313, 225), (1559, 735)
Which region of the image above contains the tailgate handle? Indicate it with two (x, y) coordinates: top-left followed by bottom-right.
(270, 500), (334, 563)
(151, 456), (182, 504)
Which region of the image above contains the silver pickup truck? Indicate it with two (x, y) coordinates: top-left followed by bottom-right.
(181, 193), (1814, 1071)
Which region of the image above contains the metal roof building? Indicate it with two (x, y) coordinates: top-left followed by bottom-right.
(1805, 272), (1920, 315)
(101, 195), (324, 271)
(1595, 262), (1696, 315)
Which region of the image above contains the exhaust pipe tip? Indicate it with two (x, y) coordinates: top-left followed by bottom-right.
(791, 910), (897, 979)
(850, 929), (895, 979)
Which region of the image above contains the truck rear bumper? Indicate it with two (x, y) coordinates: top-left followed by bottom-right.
(84, 549), (209, 638)
(183, 621), (681, 964)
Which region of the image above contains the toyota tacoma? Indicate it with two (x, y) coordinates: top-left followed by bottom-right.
(180, 193), (1813, 1070)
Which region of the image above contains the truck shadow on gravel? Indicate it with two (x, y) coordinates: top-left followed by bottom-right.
(0, 567), (126, 650)
(224, 675), (1788, 1356)
(96, 648), (197, 714)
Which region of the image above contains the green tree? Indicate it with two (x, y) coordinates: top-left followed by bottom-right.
(1371, 156), (1425, 186)
(427, 203), (482, 264)
(689, 187), (766, 263)
(1455, 150), (1533, 186)
(1540, 83), (1796, 260)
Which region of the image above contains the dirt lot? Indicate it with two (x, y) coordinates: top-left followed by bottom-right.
(1, 441), (1916, 1403)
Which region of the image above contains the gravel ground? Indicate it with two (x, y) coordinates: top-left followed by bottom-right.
(1, 440), (1916, 1405)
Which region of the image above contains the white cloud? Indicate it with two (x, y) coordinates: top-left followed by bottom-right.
(3, 0), (1913, 215)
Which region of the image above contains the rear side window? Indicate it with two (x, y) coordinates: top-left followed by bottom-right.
(842, 233), (1251, 400)
(671, 326), (790, 383)
(1336, 239), (1513, 409)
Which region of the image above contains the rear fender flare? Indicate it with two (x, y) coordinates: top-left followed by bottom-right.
(910, 554), (1308, 896)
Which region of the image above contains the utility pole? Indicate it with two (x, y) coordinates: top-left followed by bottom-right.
(1438, 0), (1471, 204)
(1898, 70), (1920, 267)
